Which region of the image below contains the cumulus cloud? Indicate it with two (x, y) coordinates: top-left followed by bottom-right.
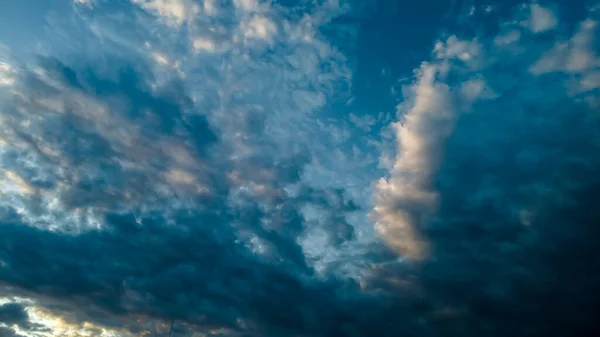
(374, 36), (492, 260)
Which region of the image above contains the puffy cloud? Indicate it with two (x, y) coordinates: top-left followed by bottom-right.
(526, 3), (558, 33)
(434, 35), (482, 63)
(530, 17), (600, 101)
(530, 19), (599, 74)
(241, 15), (278, 41)
(0, 60), (15, 86)
(374, 35), (494, 260)
(234, 0), (260, 12)
(192, 37), (217, 52)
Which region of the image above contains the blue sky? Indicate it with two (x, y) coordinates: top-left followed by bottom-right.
(1, 0), (600, 336)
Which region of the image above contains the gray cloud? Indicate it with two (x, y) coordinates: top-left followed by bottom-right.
(0, 55), (368, 335)
(0, 303), (28, 326)
(0, 326), (20, 337)
(371, 2), (600, 336)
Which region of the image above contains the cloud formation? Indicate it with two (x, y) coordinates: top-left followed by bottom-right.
(372, 1), (600, 335)
(0, 0), (367, 335)
(1, 0), (600, 337)
(526, 3), (558, 33)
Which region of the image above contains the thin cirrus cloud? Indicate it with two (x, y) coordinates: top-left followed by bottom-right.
(1, 0), (600, 337)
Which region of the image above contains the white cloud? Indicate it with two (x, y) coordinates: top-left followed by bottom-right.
(242, 15), (278, 41)
(530, 19), (598, 74)
(529, 42), (568, 74)
(579, 70), (600, 91)
(234, 0), (260, 12)
(292, 90), (325, 111)
(530, 18), (599, 100)
(434, 35), (481, 63)
(494, 29), (521, 45)
(566, 19), (598, 72)
(373, 62), (453, 260)
(460, 77), (497, 102)
(131, 0), (200, 25)
(73, 0), (93, 6)
(203, 0), (218, 16)
(375, 35), (499, 260)
(526, 4), (558, 33)
(152, 51), (170, 65)
(0, 297), (139, 337)
(0, 61), (15, 86)
(193, 37), (217, 53)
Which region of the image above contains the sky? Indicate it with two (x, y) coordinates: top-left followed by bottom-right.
(0, 0), (599, 336)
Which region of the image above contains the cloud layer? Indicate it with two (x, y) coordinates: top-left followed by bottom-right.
(1, 1), (600, 336)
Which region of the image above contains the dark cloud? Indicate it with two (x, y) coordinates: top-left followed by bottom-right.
(413, 87), (600, 336)
(0, 326), (20, 337)
(0, 302), (49, 334)
(368, 5), (600, 336)
(0, 52), (364, 337)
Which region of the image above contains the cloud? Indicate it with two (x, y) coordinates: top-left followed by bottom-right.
(372, 1), (600, 336)
(373, 35), (492, 260)
(530, 19), (598, 74)
(73, 0), (93, 6)
(494, 29), (521, 45)
(0, 0), (373, 336)
(529, 17), (600, 102)
(0, 60), (15, 86)
(234, 0), (260, 12)
(2, 0), (600, 337)
(434, 35), (482, 63)
(0, 49), (369, 334)
(241, 15), (278, 41)
(0, 327), (20, 337)
(131, 0), (201, 25)
(192, 37), (217, 53)
(526, 3), (558, 33)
